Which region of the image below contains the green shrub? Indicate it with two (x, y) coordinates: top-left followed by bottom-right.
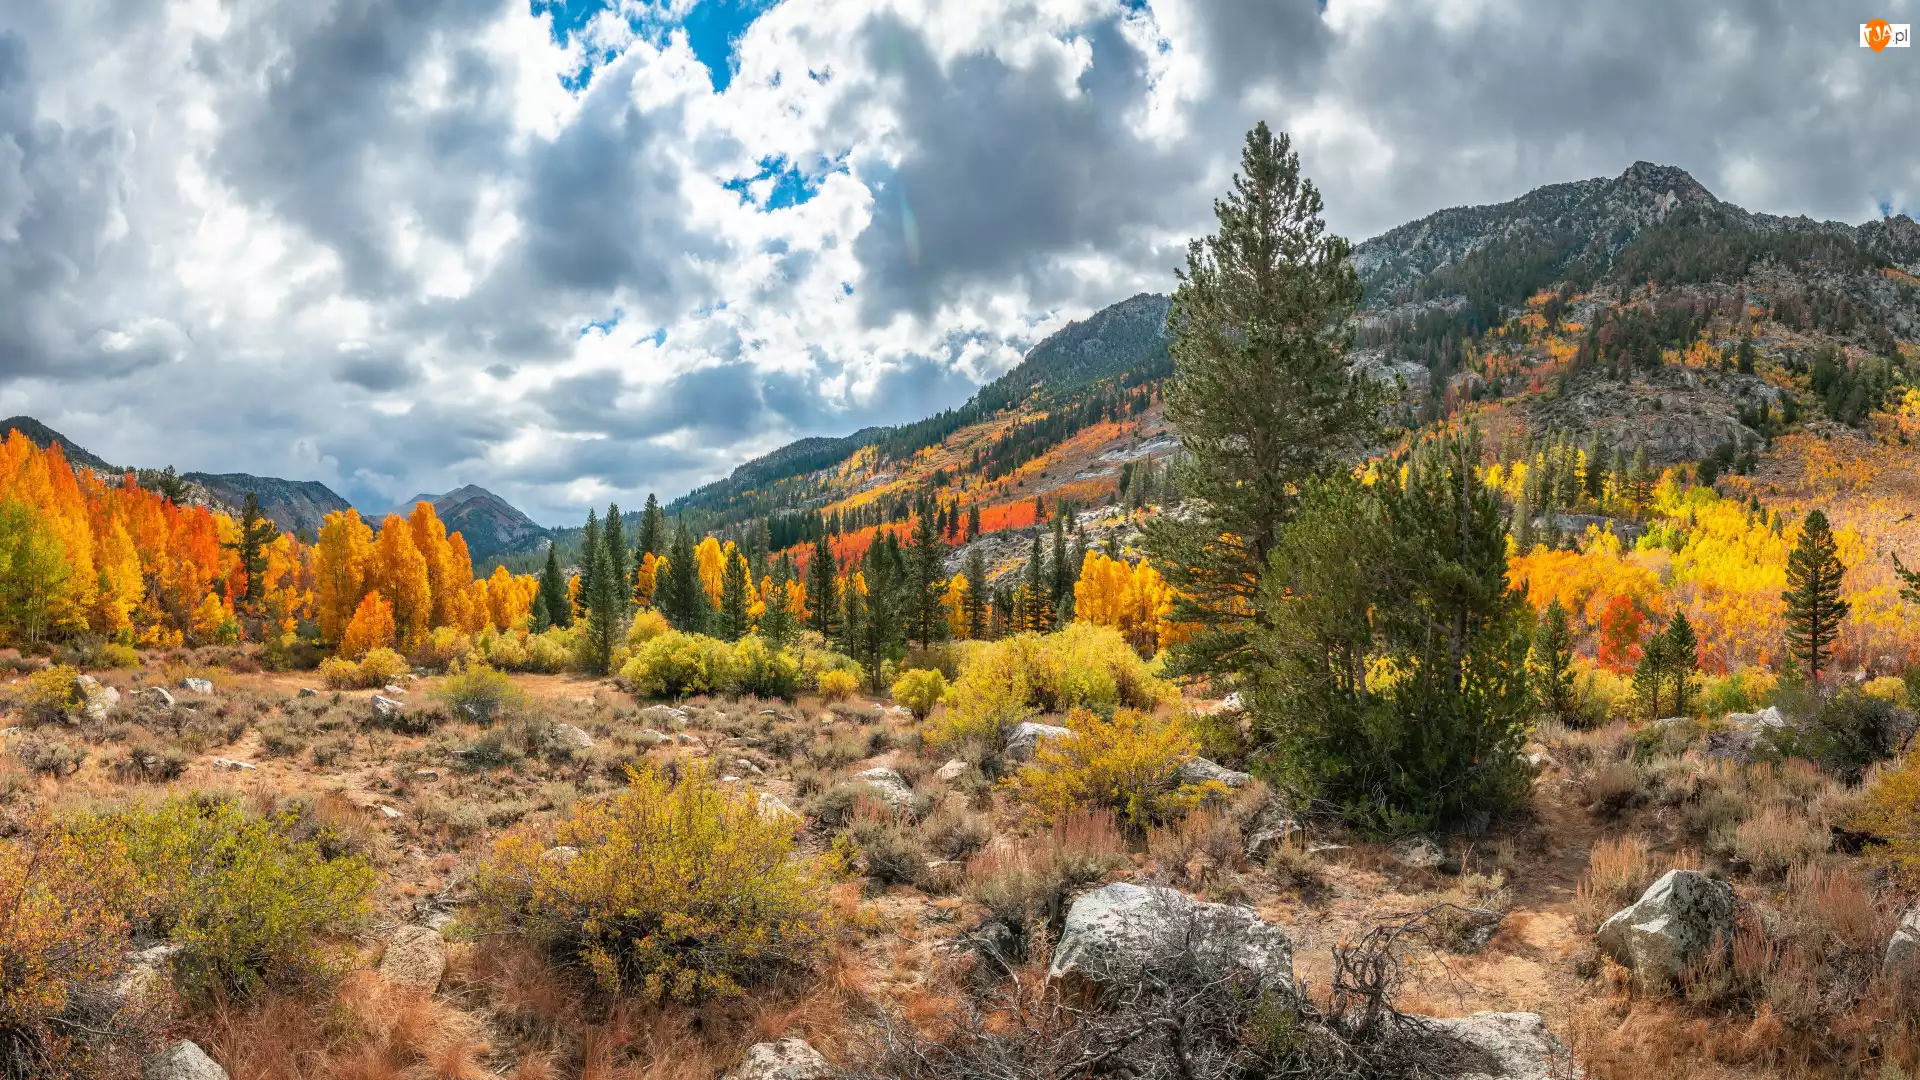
(473, 765), (829, 1002)
(356, 647), (408, 687)
(410, 626), (473, 672)
(619, 631), (735, 698)
(1764, 686), (1914, 783)
(94, 643), (141, 670)
(435, 663), (524, 723)
(730, 634), (800, 699)
(115, 795), (376, 997)
(927, 626), (1170, 753)
(890, 668), (948, 720)
(849, 817), (926, 887)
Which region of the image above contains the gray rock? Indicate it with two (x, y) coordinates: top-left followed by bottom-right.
(639, 704), (690, 729)
(1048, 882), (1292, 992)
(1886, 906), (1920, 973)
(371, 695), (404, 718)
(1179, 757), (1252, 788)
(76, 675), (120, 721)
(113, 943), (183, 1006)
(1393, 836), (1446, 871)
(177, 677), (214, 695)
(1425, 1012), (1579, 1080)
(373, 805), (403, 821)
(853, 767), (916, 811)
(1004, 721), (1073, 762)
(1706, 705), (1789, 760)
(378, 925), (446, 993)
(934, 759), (969, 783)
(723, 1038), (831, 1080)
(297, 687), (318, 697)
(757, 792), (800, 824)
(382, 683), (407, 696)
(539, 845), (580, 866)
(210, 757), (257, 772)
(550, 723), (594, 750)
(144, 1041), (228, 1080)
(1596, 869), (1736, 986)
(140, 686), (176, 707)
(1244, 808), (1305, 863)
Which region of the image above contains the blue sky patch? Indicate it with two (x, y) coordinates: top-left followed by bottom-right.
(532, 0), (609, 45)
(681, 0), (779, 91)
(723, 156), (836, 209)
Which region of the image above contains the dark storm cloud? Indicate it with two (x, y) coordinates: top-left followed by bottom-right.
(848, 12), (1199, 323)
(333, 355), (422, 391)
(537, 361), (837, 443)
(1182, 0), (1335, 98)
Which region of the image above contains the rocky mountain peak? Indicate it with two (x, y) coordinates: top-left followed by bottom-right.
(1612, 161), (1719, 217)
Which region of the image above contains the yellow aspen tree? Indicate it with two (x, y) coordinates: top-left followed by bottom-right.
(339, 591), (397, 659)
(314, 509), (374, 642)
(372, 514), (432, 651)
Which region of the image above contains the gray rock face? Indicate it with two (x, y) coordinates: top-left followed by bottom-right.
(1596, 869), (1736, 986)
(1004, 721), (1073, 762)
(378, 924), (447, 993)
(1393, 836), (1447, 871)
(1178, 757), (1252, 788)
(140, 686), (176, 707)
(371, 695), (404, 718)
(853, 767), (916, 811)
(934, 758), (969, 783)
(757, 792), (800, 824)
(177, 677), (214, 695)
(639, 704), (690, 729)
(1886, 907), (1920, 973)
(550, 723), (594, 750)
(1425, 1012), (1579, 1080)
(1048, 882), (1292, 992)
(144, 1041), (228, 1080)
(723, 1038), (831, 1080)
(76, 675), (120, 721)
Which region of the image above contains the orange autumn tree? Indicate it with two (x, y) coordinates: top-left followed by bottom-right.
(313, 502), (539, 652)
(339, 591), (397, 659)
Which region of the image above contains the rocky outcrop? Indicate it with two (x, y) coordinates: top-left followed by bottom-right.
(1886, 907), (1920, 974)
(1178, 757), (1252, 788)
(144, 1041), (228, 1080)
(549, 723), (594, 751)
(1706, 705), (1788, 760)
(140, 686), (176, 708)
(1596, 869), (1736, 986)
(378, 925), (447, 993)
(75, 675), (120, 721)
(1425, 1012), (1580, 1080)
(1048, 882), (1292, 992)
(934, 759), (969, 783)
(639, 704), (690, 729)
(853, 767), (916, 811)
(722, 1038), (831, 1080)
(371, 695), (404, 719)
(1004, 721), (1072, 763)
(177, 677), (215, 695)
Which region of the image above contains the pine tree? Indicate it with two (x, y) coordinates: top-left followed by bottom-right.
(581, 527), (623, 676)
(1048, 513), (1072, 618)
(603, 503), (627, 612)
(1783, 509), (1850, 683)
(1664, 612), (1699, 716)
(967, 502), (981, 542)
(576, 510), (600, 622)
(637, 495), (664, 558)
(530, 589), (551, 633)
(906, 509), (948, 649)
(1143, 122), (1385, 678)
(1583, 433), (1607, 504)
(538, 542), (571, 629)
(1626, 446), (1652, 509)
(807, 534), (839, 639)
(661, 521), (707, 633)
(223, 492), (279, 607)
(760, 556), (797, 649)
(719, 546), (752, 641)
(1530, 598), (1576, 722)
(1511, 474), (1536, 552)
(1022, 530), (1051, 632)
(1633, 631), (1673, 721)
(962, 546), (989, 640)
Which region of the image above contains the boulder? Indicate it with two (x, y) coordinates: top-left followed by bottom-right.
(757, 792), (801, 824)
(1048, 882), (1292, 992)
(144, 1041), (228, 1080)
(378, 925), (447, 993)
(1004, 721), (1073, 763)
(177, 677), (215, 695)
(210, 758), (257, 772)
(76, 675), (120, 721)
(297, 687), (318, 698)
(1178, 757), (1253, 788)
(1596, 869), (1736, 986)
(934, 759), (969, 783)
(1243, 806), (1305, 863)
(1706, 706), (1789, 761)
(114, 943), (183, 1006)
(1886, 906), (1920, 973)
(140, 686), (176, 708)
(371, 695), (404, 718)
(722, 1038), (831, 1080)
(373, 805), (403, 821)
(640, 704), (690, 729)
(1393, 836), (1447, 871)
(1425, 1012), (1579, 1080)
(550, 723), (594, 751)
(853, 767), (916, 811)
(382, 684), (407, 696)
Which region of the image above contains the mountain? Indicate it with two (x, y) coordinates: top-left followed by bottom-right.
(394, 485), (550, 560)
(185, 472), (353, 537)
(1, 416), (116, 473)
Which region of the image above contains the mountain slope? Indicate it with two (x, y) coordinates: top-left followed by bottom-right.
(186, 472), (353, 536)
(397, 485), (550, 560)
(1, 416), (116, 473)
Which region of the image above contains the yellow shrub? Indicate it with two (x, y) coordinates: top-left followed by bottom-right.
(817, 668), (859, 703)
(116, 796), (377, 997)
(0, 813), (136, 1031)
(317, 656), (362, 690)
(1864, 676), (1909, 707)
(1852, 750), (1920, 887)
(473, 765), (828, 1002)
(731, 634), (799, 699)
(619, 631), (735, 698)
(890, 668), (947, 720)
(627, 609), (672, 647)
(410, 626), (472, 672)
(434, 664), (524, 722)
(1010, 707), (1220, 829)
(526, 627), (576, 673)
(927, 625), (1170, 753)
(94, 643), (141, 670)
(15, 665), (83, 725)
(476, 627), (531, 671)
(356, 647), (407, 687)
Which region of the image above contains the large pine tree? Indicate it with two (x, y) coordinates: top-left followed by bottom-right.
(719, 546), (752, 641)
(807, 534), (839, 639)
(660, 521), (707, 633)
(1664, 612), (1699, 716)
(580, 526), (624, 675)
(227, 492), (278, 606)
(759, 556), (796, 649)
(538, 541), (571, 630)
(1144, 122), (1385, 678)
(962, 546), (989, 640)
(1530, 597), (1576, 722)
(905, 509), (949, 649)
(1783, 509), (1850, 683)
(576, 510), (600, 623)
(603, 502), (627, 612)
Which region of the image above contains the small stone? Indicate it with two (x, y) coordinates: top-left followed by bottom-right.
(297, 687), (318, 698)
(411, 769), (440, 781)
(378, 925), (447, 993)
(1885, 906), (1920, 973)
(141, 686), (176, 707)
(1178, 757), (1253, 788)
(144, 1040), (229, 1080)
(383, 684), (407, 695)
(853, 766), (916, 811)
(210, 758), (257, 772)
(374, 805), (403, 820)
(639, 704), (690, 729)
(1424, 1012), (1579, 1080)
(549, 723), (594, 751)
(722, 1038), (831, 1080)
(1392, 836), (1446, 871)
(736, 757), (763, 775)
(934, 759), (969, 783)
(757, 792), (801, 824)
(177, 677), (215, 695)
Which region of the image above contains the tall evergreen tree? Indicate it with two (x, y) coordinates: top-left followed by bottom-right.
(227, 492), (278, 606)
(1049, 513), (1072, 616)
(637, 495), (664, 558)
(1632, 631), (1674, 721)
(906, 509), (949, 648)
(660, 521), (707, 633)
(603, 502), (627, 611)
(1530, 598), (1576, 722)
(576, 510), (601, 622)
(760, 556), (797, 649)
(807, 534), (839, 639)
(1664, 612), (1699, 716)
(538, 542), (572, 629)
(1144, 122), (1386, 678)
(719, 546), (752, 641)
(581, 528), (623, 675)
(962, 547), (989, 640)
(1783, 509), (1850, 683)
(530, 589), (552, 633)
(966, 502), (981, 542)
(1583, 433), (1607, 504)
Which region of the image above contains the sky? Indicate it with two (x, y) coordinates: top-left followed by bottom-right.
(2, 0), (1916, 525)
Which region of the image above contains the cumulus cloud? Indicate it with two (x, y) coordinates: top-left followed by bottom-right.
(0, 0), (1913, 523)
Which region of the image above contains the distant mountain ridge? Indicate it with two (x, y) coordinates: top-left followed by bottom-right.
(1, 415), (116, 473)
(393, 485), (550, 560)
(187, 472), (353, 536)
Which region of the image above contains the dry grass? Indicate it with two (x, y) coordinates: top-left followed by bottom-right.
(1728, 806), (1829, 881)
(197, 972), (489, 1080)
